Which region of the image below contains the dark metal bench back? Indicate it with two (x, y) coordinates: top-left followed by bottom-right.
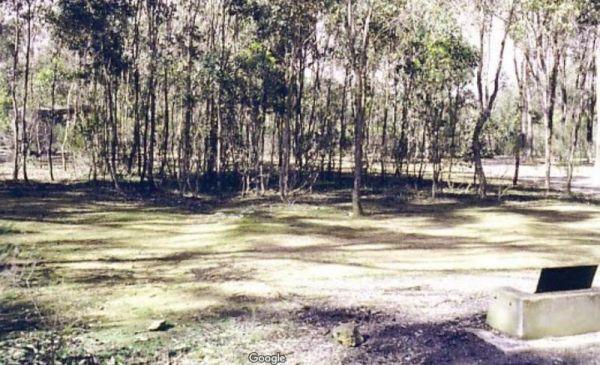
(535, 265), (597, 293)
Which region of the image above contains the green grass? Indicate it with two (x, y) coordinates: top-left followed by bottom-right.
(2, 187), (600, 362)
(0, 224), (23, 236)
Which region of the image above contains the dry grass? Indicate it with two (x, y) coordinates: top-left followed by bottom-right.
(1, 179), (600, 363)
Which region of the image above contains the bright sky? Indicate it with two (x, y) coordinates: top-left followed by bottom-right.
(458, 7), (519, 89)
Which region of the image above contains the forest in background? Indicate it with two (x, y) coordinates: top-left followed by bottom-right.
(0, 0), (599, 214)
(3, 2), (600, 363)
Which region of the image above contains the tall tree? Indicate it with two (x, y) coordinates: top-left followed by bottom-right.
(50, 0), (132, 191)
(595, 37), (600, 171)
(7, 0), (22, 181)
(19, 0), (33, 182)
(344, 0), (372, 216)
(472, 0), (515, 197)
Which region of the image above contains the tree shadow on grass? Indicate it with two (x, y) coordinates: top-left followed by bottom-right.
(0, 180), (219, 226)
(488, 205), (596, 224)
(0, 300), (45, 340)
(296, 306), (572, 365)
(191, 265), (256, 283)
(21, 210), (597, 272)
(186, 295), (583, 365)
(2, 178), (598, 231)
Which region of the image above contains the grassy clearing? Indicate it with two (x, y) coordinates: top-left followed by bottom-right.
(1, 183), (600, 363)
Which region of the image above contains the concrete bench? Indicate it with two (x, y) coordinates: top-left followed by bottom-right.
(487, 265), (599, 339)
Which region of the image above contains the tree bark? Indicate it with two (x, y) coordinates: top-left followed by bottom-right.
(338, 66), (349, 185)
(595, 46), (600, 170)
(10, 0), (21, 181)
(380, 85), (389, 184)
(160, 65), (170, 178)
(48, 55), (57, 181)
(472, 4), (514, 197)
(21, 0), (33, 182)
(146, 1), (158, 186)
(543, 43), (560, 193)
(345, 0), (372, 216)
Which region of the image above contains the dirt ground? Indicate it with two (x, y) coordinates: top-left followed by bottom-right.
(1, 160), (600, 364)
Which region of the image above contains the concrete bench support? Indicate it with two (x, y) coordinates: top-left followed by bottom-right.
(486, 287), (600, 339)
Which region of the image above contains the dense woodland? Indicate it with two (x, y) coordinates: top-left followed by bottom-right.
(0, 0), (599, 214)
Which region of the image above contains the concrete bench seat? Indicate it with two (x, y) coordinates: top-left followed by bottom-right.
(487, 265), (600, 339)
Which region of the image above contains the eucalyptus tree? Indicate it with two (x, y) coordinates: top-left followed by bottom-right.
(234, 42), (286, 194)
(565, 31), (596, 193)
(564, 0), (598, 190)
(6, 0), (599, 202)
(596, 40), (600, 171)
(50, 0), (132, 191)
(32, 49), (66, 181)
(2, 0), (35, 181)
(18, 0), (34, 182)
(517, 0), (583, 192)
(512, 54), (531, 185)
(340, 0), (407, 214)
(471, 0), (515, 197)
(2, 0), (23, 181)
(392, 1), (476, 193)
(421, 34), (477, 196)
(342, 0), (373, 215)
(582, 1), (600, 171)
(230, 0), (330, 199)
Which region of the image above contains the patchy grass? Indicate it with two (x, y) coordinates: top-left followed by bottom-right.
(1, 183), (600, 363)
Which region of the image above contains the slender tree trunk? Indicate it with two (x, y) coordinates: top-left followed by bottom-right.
(48, 56), (57, 181)
(352, 70), (365, 216)
(21, 0), (33, 182)
(259, 104), (266, 195)
(523, 62), (533, 161)
(568, 36), (594, 190)
(146, 3), (157, 186)
(180, 9), (197, 192)
(102, 71), (122, 193)
(160, 65), (170, 178)
(513, 57), (528, 186)
(280, 112), (291, 199)
(127, 0), (142, 175)
(526, 87), (534, 160)
(216, 0), (227, 191)
(595, 46), (600, 170)
(10, 0), (21, 181)
(324, 70), (334, 178)
(567, 113), (582, 194)
(294, 55), (305, 175)
(472, 111), (489, 196)
(472, 5), (514, 197)
(279, 55), (295, 200)
(62, 83), (74, 171)
(338, 66), (349, 185)
(398, 79), (411, 177)
(129, 69), (141, 174)
(380, 87), (388, 184)
(543, 45), (560, 193)
(345, 0), (371, 216)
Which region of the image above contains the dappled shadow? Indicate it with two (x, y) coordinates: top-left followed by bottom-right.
(0, 225), (26, 235)
(0, 181), (219, 227)
(182, 296), (583, 365)
(2, 177), (599, 231)
(2, 180), (599, 363)
(18, 208), (598, 273)
(364, 196), (480, 228)
(489, 205), (596, 224)
(69, 268), (136, 286)
(192, 265), (255, 283)
(0, 300), (45, 339)
(296, 306), (572, 365)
